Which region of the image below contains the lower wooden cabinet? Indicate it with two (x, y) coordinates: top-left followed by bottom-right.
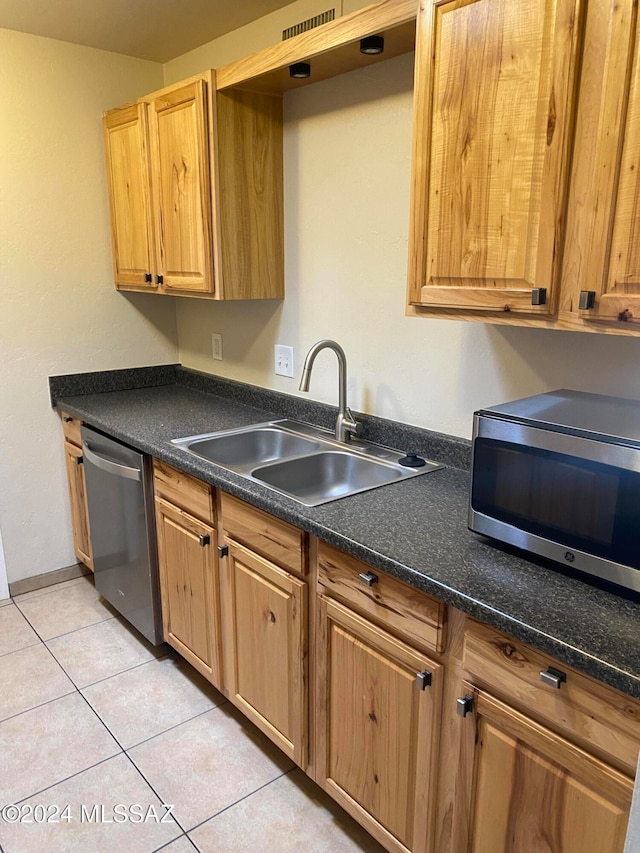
(63, 438), (93, 571)
(315, 595), (442, 853)
(155, 497), (221, 686)
(141, 465), (638, 853)
(449, 684), (634, 853)
(220, 538), (307, 767)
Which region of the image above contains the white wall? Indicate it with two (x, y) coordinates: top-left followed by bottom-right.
(0, 29), (177, 584)
(170, 47), (640, 439)
(0, 525), (9, 601)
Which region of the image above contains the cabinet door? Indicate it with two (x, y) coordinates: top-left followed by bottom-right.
(103, 103), (156, 289)
(155, 498), (220, 686)
(63, 440), (93, 570)
(223, 539), (307, 767)
(561, 0), (640, 326)
(451, 683), (633, 853)
(316, 595), (442, 853)
(148, 79), (214, 294)
(408, 0), (581, 314)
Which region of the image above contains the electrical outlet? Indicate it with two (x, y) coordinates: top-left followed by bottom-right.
(274, 345), (294, 378)
(212, 333), (223, 361)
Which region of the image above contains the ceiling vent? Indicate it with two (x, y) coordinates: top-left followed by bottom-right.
(282, 9), (335, 40)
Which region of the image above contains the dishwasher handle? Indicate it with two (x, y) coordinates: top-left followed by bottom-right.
(82, 442), (142, 482)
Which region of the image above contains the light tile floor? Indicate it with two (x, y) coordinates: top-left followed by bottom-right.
(0, 576), (383, 852)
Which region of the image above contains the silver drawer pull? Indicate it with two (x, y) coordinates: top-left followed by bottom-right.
(457, 695), (473, 717)
(540, 667), (567, 689)
(416, 670), (432, 691)
(359, 571), (378, 587)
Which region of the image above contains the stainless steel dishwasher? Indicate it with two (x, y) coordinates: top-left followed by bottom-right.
(80, 425), (163, 645)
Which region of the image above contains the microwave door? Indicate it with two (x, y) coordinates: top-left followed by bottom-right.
(469, 417), (640, 593)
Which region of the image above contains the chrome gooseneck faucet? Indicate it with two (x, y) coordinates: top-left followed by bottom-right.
(299, 340), (362, 443)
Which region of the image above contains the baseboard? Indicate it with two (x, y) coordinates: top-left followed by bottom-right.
(9, 562), (91, 597)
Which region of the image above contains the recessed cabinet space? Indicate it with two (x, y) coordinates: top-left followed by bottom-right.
(153, 460), (222, 687)
(60, 412), (93, 571)
(103, 72), (283, 300)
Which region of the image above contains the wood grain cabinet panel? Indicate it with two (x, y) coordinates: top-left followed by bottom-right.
(463, 619), (640, 773)
(149, 80), (213, 294)
(450, 685), (634, 853)
(408, 0), (582, 314)
(63, 439), (93, 571)
(220, 493), (307, 576)
(223, 539), (307, 767)
(561, 0), (640, 327)
(316, 595), (442, 853)
(103, 103), (156, 289)
(155, 497), (221, 686)
(317, 541), (446, 654)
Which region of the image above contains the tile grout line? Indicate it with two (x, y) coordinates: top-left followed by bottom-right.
(13, 752), (125, 807)
(0, 638), (42, 660)
(71, 693), (189, 841)
(122, 701), (229, 752)
(77, 651), (175, 690)
(0, 688), (80, 727)
(7, 669), (193, 842)
(3, 595), (296, 852)
(38, 614), (118, 644)
(153, 832), (199, 853)
(10, 577), (91, 604)
(120, 751), (188, 837)
(184, 767), (296, 836)
(11, 591), (117, 648)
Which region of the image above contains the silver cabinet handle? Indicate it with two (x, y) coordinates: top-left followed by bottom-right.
(82, 442), (141, 482)
(359, 571), (378, 587)
(540, 667), (567, 689)
(457, 695), (473, 717)
(416, 671), (432, 691)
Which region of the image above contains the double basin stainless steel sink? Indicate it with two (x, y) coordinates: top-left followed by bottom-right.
(171, 419), (442, 506)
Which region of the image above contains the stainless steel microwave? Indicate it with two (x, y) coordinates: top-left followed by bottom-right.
(469, 390), (640, 594)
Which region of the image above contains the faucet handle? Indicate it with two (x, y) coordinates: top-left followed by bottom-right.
(344, 409), (363, 437)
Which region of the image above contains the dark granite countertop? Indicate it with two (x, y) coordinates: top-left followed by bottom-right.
(52, 367), (640, 699)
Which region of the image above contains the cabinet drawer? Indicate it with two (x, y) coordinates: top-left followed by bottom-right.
(153, 459), (215, 524)
(463, 619), (640, 773)
(220, 494), (307, 576)
(317, 542), (447, 655)
(60, 411), (82, 446)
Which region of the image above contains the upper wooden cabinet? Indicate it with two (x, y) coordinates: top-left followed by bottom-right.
(103, 72), (283, 300)
(148, 79), (213, 294)
(560, 0), (640, 329)
(408, 0), (582, 316)
(103, 103), (155, 290)
(408, 0), (640, 335)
